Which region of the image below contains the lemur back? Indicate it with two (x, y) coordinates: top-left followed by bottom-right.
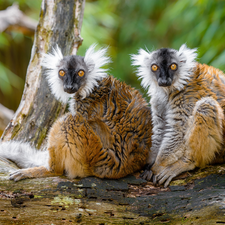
(132, 44), (225, 187)
(0, 45), (152, 181)
(49, 76), (152, 179)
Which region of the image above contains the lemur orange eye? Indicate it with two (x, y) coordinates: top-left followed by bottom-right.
(59, 70), (65, 77)
(170, 63), (177, 70)
(78, 70), (85, 77)
(151, 64), (158, 72)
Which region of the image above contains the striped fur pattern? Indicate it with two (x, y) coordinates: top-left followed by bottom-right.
(46, 77), (152, 179)
(132, 44), (225, 187)
(1, 48), (152, 181)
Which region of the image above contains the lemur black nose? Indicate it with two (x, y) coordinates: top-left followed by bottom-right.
(158, 78), (172, 87)
(64, 85), (78, 93)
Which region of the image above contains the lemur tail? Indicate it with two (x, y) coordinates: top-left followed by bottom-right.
(0, 141), (49, 169)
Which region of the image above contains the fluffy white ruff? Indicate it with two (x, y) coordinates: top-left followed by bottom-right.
(174, 44), (197, 90)
(41, 44), (110, 103)
(131, 48), (163, 97)
(81, 44), (111, 99)
(41, 45), (72, 104)
(131, 44), (197, 95)
(0, 141), (49, 169)
(131, 48), (153, 91)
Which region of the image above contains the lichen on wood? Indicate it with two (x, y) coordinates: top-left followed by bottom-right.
(1, 171), (225, 224)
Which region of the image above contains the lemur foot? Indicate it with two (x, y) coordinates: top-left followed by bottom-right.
(9, 166), (52, 182)
(140, 163), (154, 180)
(9, 169), (31, 181)
(140, 170), (153, 181)
(151, 159), (195, 188)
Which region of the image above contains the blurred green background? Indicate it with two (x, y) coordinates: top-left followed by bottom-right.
(0, 0), (225, 111)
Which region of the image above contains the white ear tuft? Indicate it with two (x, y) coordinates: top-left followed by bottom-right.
(173, 44), (198, 90)
(41, 45), (74, 104)
(131, 48), (154, 90)
(41, 45), (63, 69)
(177, 44), (197, 66)
(80, 44), (111, 99)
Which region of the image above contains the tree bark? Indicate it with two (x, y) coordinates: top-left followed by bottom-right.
(1, 0), (85, 149)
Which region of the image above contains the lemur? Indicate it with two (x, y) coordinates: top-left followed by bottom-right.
(0, 45), (152, 181)
(132, 44), (225, 187)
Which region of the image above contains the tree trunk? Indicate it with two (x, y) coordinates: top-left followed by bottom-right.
(1, 0), (85, 149)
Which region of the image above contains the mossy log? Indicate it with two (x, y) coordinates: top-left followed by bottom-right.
(1, 159), (225, 224)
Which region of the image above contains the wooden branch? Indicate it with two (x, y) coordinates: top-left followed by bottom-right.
(0, 4), (37, 35)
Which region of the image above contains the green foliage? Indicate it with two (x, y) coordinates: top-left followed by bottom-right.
(77, 0), (118, 54)
(0, 0), (40, 110)
(0, 62), (23, 95)
(0, 32), (26, 96)
(1, 0), (225, 109)
(0, 0), (41, 96)
(78, 0), (225, 98)
(0, 0), (41, 19)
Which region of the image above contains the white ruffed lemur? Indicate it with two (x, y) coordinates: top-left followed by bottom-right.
(0, 45), (152, 181)
(131, 44), (225, 187)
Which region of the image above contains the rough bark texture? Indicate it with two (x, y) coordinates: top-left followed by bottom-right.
(1, 0), (85, 149)
(1, 163), (225, 224)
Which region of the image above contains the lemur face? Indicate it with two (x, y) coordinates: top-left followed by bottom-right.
(42, 44), (110, 103)
(150, 48), (179, 87)
(132, 44), (197, 92)
(58, 55), (88, 94)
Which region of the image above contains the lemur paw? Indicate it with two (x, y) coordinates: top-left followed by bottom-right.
(140, 163), (153, 180)
(151, 163), (180, 188)
(154, 169), (177, 188)
(9, 169), (30, 182)
(151, 160), (195, 188)
(140, 170), (153, 181)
